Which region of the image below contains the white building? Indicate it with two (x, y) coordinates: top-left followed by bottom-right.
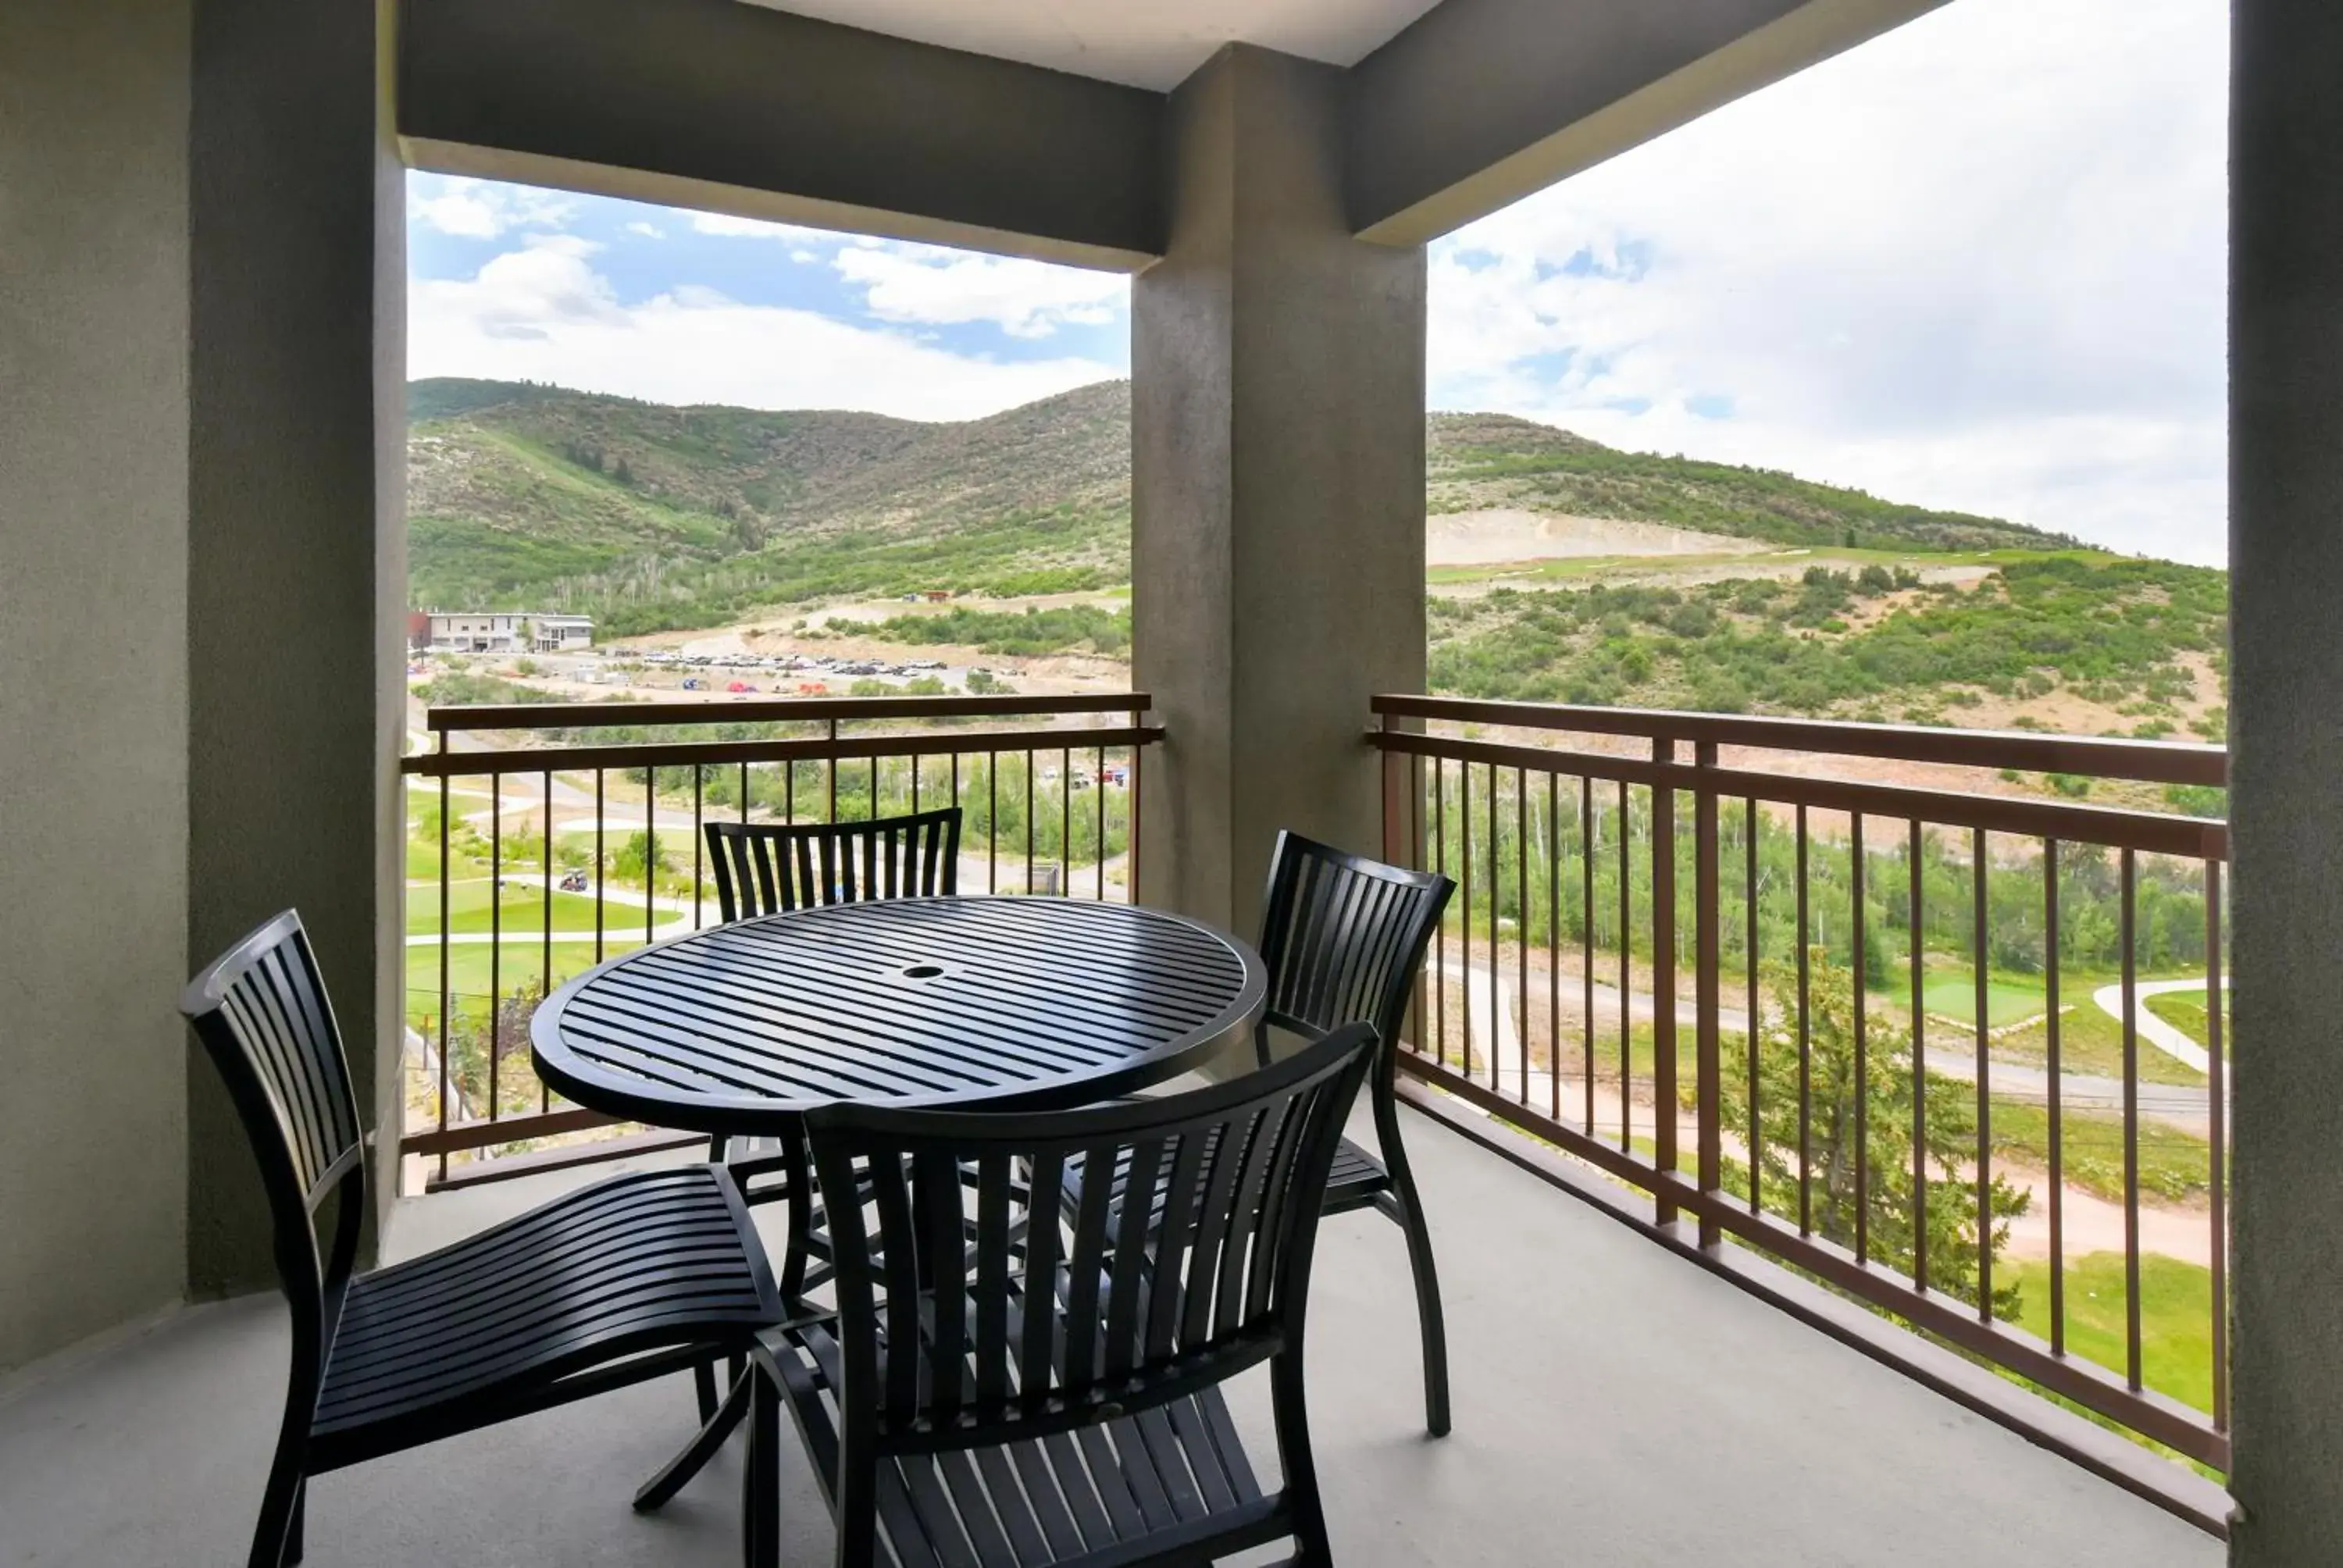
(418, 611), (593, 654)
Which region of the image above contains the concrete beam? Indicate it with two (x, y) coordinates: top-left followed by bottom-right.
(399, 0), (1164, 270)
(2227, 0), (2343, 1556)
(1346, 0), (1949, 244)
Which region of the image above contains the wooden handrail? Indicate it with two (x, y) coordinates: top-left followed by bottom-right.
(1372, 693), (2225, 787)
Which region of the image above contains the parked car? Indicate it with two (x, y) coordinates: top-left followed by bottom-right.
(727, 680), (757, 693)
(680, 678), (704, 690)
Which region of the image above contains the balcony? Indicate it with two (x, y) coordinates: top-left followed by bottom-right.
(12, 692), (2184, 1557)
(0, 1091), (2220, 1565)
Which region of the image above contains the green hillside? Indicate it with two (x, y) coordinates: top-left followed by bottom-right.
(406, 379), (2076, 634)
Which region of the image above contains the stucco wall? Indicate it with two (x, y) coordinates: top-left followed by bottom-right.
(0, 0), (196, 1371)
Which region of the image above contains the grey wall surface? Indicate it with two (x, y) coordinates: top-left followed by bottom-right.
(186, 0), (405, 1299)
(2227, 0), (2343, 1556)
(0, 0), (196, 1372)
(1133, 46), (1428, 942)
(401, 0), (1164, 269)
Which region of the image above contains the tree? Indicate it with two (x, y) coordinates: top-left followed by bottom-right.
(613, 454), (635, 486)
(1718, 950), (2030, 1318)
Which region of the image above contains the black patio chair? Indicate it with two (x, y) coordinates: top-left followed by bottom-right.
(693, 807), (963, 1415)
(704, 805), (961, 923)
(699, 807), (964, 1209)
(182, 911), (787, 1568)
(1251, 830), (1457, 1436)
(757, 1021), (1378, 1567)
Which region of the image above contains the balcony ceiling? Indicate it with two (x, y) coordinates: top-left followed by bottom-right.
(736, 0), (1443, 90)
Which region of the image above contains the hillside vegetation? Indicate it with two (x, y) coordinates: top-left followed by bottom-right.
(408, 379), (2075, 634)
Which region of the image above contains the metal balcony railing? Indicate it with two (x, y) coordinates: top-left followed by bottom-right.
(397, 692), (1160, 1189)
(1370, 694), (2230, 1483)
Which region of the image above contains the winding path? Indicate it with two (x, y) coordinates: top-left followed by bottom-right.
(2091, 976), (2229, 1074)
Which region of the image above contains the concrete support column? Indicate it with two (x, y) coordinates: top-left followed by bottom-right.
(2228, 0), (2343, 1556)
(184, 0), (406, 1295)
(1132, 45), (1427, 942)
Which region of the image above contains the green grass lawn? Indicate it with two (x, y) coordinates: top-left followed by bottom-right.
(2145, 988), (2230, 1050)
(1987, 988), (2206, 1087)
(2010, 1252), (2215, 1415)
(1919, 970), (2045, 1027)
(405, 936), (652, 1025)
(406, 878), (680, 938)
(1989, 1098), (2212, 1205)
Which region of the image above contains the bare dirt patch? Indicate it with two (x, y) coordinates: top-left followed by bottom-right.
(1426, 509), (1767, 567)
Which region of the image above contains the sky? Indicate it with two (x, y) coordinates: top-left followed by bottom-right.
(406, 0), (2228, 565)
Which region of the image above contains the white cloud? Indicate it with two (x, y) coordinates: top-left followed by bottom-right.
(1429, 0), (2227, 564)
(833, 241), (1128, 339)
(409, 238), (1120, 420)
(626, 222), (665, 239)
(407, 176), (576, 241)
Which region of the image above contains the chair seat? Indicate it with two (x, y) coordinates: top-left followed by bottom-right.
(767, 1309), (1282, 1568)
(1321, 1135), (1392, 1212)
(310, 1167), (779, 1466)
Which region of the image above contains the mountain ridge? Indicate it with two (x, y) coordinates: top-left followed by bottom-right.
(406, 376), (2078, 633)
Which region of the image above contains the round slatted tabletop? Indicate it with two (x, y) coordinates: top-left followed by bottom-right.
(531, 896), (1266, 1135)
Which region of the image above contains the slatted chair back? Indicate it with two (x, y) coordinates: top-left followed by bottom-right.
(704, 807), (961, 922)
(180, 911), (369, 1443)
(1254, 829), (1454, 1066)
(807, 1022), (1376, 1449)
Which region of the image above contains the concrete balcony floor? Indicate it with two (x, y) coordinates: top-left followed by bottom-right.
(0, 1106), (2220, 1567)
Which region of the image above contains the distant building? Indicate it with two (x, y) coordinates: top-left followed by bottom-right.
(414, 610), (594, 654)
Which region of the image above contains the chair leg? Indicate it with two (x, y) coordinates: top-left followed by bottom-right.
(638, 1366), (754, 1513)
(694, 1360), (721, 1423)
(1269, 1345), (1332, 1564)
(1375, 1110), (1451, 1437)
(744, 1367), (781, 1568)
(284, 1478), (305, 1566)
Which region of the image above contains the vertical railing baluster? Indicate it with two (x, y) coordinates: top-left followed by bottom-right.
(594, 769), (606, 963)
(1096, 743), (1107, 900)
(826, 718), (840, 822)
(490, 770), (501, 1130)
(2120, 846), (2142, 1391)
(2045, 838), (2065, 1354)
(2206, 857), (2228, 1432)
(436, 729), (451, 1185)
(1461, 761), (1474, 1078)
(1549, 771), (1561, 1124)
(1618, 777), (1632, 1156)
(1796, 805), (1811, 1235)
(1653, 739), (1678, 1214)
(1489, 761), (1501, 1096)
(1435, 759), (1447, 1069)
(1910, 819), (1927, 1291)
(1692, 740), (1719, 1245)
(644, 768), (655, 948)
(1128, 701), (1145, 906)
(542, 765), (554, 1113)
(1852, 811), (1868, 1267)
(692, 764), (704, 930)
(1746, 796), (1760, 1216)
(1973, 827), (1992, 1322)
(1582, 774), (1594, 1135)
(1025, 747), (1036, 896)
(988, 751), (998, 893)
(1515, 767), (1528, 1103)
(1061, 744), (1072, 896)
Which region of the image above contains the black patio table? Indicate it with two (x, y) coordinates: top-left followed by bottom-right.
(533, 896), (1265, 1135)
